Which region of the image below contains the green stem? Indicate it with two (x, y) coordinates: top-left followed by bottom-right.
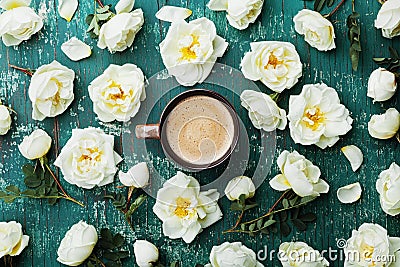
(269, 93), (280, 102)
(8, 64), (33, 76)
(241, 198), (315, 226)
(96, 0), (104, 8)
(45, 164), (84, 207)
(223, 209), (245, 234)
(352, 0), (355, 12)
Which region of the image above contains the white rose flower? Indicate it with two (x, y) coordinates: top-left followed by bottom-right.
(54, 127), (122, 189)
(241, 41), (302, 93)
(118, 162), (149, 188)
(344, 223), (400, 267)
(0, 102), (11, 135)
(18, 129), (52, 160)
(376, 162), (400, 216)
(205, 242), (264, 267)
(57, 221), (98, 266)
(270, 150), (329, 197)
(28, 60), (75, 121)
(0, 2), (43, 47)
(88, 64), (145, 122)
(240, 90), (287, 131)
(224, 176), (256, 201)
(288, 83), (353, 149)
(368, 108), (400, 140)
(133, 240), (159, 267)
(367, 68), (397, 102)
(153, 171), (223, 244)
(97, 9), (144, 53)
(0, 221), (29, 258)
(160, 17), (228, 86)
(207, 0), (264, 30)
(278, 242), (329, 267)
(375, 0), (400, 39)
(293, 9), (336, 51)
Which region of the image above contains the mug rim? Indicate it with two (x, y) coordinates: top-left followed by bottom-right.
(158, 89), (240, 171)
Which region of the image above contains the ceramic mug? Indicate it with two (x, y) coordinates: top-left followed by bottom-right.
(135, 89), (240, 170)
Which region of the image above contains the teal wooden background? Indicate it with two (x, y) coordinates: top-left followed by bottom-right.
(0, 0), (399, 266)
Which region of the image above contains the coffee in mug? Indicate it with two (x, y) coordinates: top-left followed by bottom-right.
(164, 95), (235, 165)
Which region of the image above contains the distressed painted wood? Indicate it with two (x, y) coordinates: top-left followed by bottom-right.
(0, 0), (399, 266)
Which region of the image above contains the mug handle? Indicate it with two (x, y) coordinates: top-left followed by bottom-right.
(135, 124), (161, 139)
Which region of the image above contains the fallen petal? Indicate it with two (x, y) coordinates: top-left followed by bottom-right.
(115, 0), (134, 14)
(58, 0), (78, 22)
(337, 182), (362, 204)
(61, 37), (91, 61)
(341, 145), (363, 172)
(156, 6), (192, 23)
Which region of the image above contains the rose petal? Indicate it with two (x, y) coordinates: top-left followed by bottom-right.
(337, 182), (362, 204)
(58, 0), (78, 22)
(115, 0), (134, 14)
(61, 37), (91, 61)
(156, 5), (192, 22)
(341, 145), (363, 172)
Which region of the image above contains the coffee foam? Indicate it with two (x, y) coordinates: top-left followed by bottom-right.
(165, 95), (234, 165)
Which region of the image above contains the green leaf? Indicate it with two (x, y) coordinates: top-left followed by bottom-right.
(238, 194), (246, 206)
(299, 213), (317, 222)
(282, 199), (289, 209)
(6, 185), (20, 194)
(280, 221), (291, 237)
(257, 218), (264, 230)
(249, 223), (256, 232)
(96, 5), (110, 13)
(101, 228), (114, 242)
(263, 219), (276, 228)
(292, 219), (307, 231)
(314, 0), (326, 12)
(97, 12), (112, 21)
(389, 46), (399, 59)
(103, 251), (119, 261)
(243, 203), (258, 211)
(230, 202), (242, 211)
(241, 224), (246, 231)
(292, 207), (300, 219)
(112, 233), (124, 247)
(300, 196), (317, 204)
(125, 195), (147, 218)
(22, 164), (35, 176)
(86, 14), (94, 25)
(116, 250), (129, 259)
(170, 261), (180, 267)
(24, 175), (42, 188)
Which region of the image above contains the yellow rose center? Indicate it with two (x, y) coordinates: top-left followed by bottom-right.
(361, 243), (376, 265)
(303, 107), (325, 131)
(78, 147), (103, 163)
(179, 34), (200, 61)
(108, 80), (127, 101)
(174, 197), (193, 218)
(49, 78), (63, 105)
(265, 53), (283, 69)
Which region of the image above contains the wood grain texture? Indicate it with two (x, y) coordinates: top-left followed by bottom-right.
(0, 0), (399, 266)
